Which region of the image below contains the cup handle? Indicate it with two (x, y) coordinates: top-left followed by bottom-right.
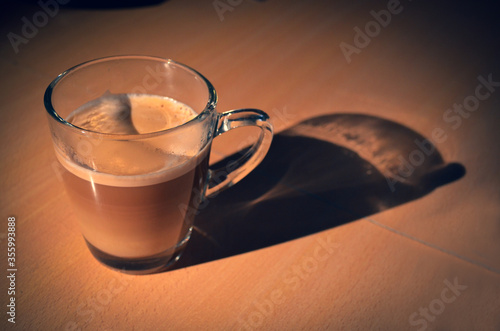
(205, 108), (273, 197)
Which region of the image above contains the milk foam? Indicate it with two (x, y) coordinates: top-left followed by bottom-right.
(67, 92), (197, 134)
(55, 147), (205, 187)
(57, 93), (206, 187)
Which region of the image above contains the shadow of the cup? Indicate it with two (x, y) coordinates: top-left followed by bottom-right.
(171, 113), (466, 270)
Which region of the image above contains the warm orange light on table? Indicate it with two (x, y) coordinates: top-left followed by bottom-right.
(1, 0), (499, 330)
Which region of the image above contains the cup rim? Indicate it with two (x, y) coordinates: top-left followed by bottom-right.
(44, 55), (218, 139)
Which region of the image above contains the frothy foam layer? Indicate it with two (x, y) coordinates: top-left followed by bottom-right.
(57, 93), (206, 187)
(67, 92), (197, 134)
(55, 147), (205, 187)
(130, 94), (197, 134)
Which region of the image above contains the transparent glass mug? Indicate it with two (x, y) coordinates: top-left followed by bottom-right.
(44, 55), (273, 274)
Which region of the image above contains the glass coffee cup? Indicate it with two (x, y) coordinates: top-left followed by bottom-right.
(44, 55), (273, 274)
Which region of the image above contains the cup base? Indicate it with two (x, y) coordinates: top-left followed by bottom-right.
(84, 229), (192, 275)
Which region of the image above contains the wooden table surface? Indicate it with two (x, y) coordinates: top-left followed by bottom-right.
(1, 0), (499, 330)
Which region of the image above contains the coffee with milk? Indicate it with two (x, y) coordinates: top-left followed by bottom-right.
(57, 93), (209, 259)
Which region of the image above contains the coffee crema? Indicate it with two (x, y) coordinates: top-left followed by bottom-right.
(56, 93), (210, 258)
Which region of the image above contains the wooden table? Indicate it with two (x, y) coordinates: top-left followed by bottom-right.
(1, 0), (499, 329)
